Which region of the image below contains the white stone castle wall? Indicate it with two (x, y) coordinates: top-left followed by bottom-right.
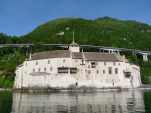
(14, 57), (142, 89)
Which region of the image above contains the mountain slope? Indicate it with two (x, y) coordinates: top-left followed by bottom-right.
(22, 17), (151, 50)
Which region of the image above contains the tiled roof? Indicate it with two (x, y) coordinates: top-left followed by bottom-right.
(31, 50), (122, 61)
(31, 50), (70, 60)
(84, 52), (120, 61)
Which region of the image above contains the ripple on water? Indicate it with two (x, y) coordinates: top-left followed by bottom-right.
(1, 89), (151, 113)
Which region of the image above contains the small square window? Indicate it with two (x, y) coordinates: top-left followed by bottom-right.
(103, 70), (106, 74)
(48, 60), (50, 64)
(50, 67), (53, 71)
(33, 69), (35, 72)
(113, 62), (116, 66)
(91, 62), (96, 68)
(96, 70), (99, 74)
(88, 70), (91, 74)
(36, 61), (38, 65)
(63, 59), (66, 63)
(44, 67), (47, 71)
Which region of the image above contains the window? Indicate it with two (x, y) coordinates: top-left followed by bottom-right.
(50, 67), (53, 71)
(44, 67), (47, 72)
(38, 68), (41, 72)
(36, 61), (38, 65)
(48, 60), (50, 64)
(115, 68), (118, 74)
(113, 62), (116, 66)
(80, 59), (85, 65)
(58, 67), (68, 73)
(70, 68), (77, 74)
(88, 70), (91, 74)
(63, 59), (66, 63)
(96, 70), (99, 74)
(103, 70), (106, 74)
(91, 62), (96, 68)
(33, 68), (35, 72)
(124, 71), (131, 78)
(85, 69), (87, 72)
(108, 67), (112, 74)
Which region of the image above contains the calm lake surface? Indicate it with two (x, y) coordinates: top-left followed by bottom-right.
(0, 90), (151, 113)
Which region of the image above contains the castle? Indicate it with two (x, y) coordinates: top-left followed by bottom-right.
(14, 40), (142, 90)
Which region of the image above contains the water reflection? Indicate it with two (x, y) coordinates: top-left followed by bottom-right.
(11, 90), (145, 113)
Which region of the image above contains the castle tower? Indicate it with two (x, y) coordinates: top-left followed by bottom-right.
(69, 32), (80, 52)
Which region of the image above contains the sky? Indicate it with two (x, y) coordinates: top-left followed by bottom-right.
(0, 0), (151, 36)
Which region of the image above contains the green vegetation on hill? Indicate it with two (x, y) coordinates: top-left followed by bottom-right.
(0, 17), (151, 88)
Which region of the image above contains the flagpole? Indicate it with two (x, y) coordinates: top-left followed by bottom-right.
(72, 31), (75, 44)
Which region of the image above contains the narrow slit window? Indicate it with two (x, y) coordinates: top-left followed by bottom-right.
(115, 68), (118, 74)
(108, 67), (112, 74)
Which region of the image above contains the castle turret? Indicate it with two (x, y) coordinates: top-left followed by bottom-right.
(69, 32), (80, 52)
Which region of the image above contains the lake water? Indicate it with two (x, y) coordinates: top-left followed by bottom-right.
(0, 90), (151, 113)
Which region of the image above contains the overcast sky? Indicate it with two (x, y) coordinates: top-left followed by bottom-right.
(0, 0), (151, 36)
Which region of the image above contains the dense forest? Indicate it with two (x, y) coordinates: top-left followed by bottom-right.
(0, 17), (151, 88)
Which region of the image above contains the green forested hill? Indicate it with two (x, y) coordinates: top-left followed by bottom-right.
(22, 17), (151, 50)
(0, 17), (151, 88)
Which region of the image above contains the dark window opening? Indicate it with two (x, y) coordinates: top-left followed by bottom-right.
(50, 67), (53, 71)
(70, 68), (77, 74)
(115, 68), (118, 74)
(75, 82), (78, 86)
(103, 70), (106, 74)
(58, 67), (78, 74)
(96, 70), (99, 74)
(91, 62), (96, 68)
(44, 67), (47, 72)
(108, 67), (112, 74)
(124, 72), (131, 78)
(33, 68), (35, 72)
(80, 59), (85, 65)
(36, 61), (38, 65)
(58, 67), (68, 73)
(88, 70), (91, 74)
(48, 60), (50, 64)
(113, 62), (116, 66)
